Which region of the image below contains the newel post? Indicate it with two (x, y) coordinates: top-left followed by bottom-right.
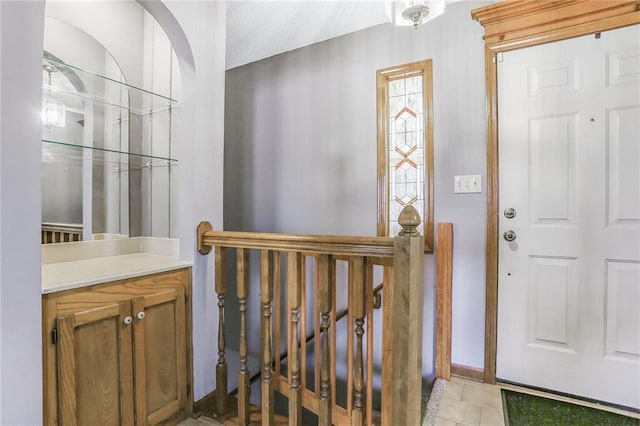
(384, 205), (425, 426)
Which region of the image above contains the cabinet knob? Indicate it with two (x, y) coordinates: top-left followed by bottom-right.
(123, 316), (133, 325)
(137, 311), (145, 320)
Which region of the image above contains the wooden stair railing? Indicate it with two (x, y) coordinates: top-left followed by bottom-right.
(197, 205), (425, 426)
(232, 279), (384, 407)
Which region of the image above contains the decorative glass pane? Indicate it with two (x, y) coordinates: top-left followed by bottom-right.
(389, 96), (405, 116)
(405, 76), (422, 94)
(389, 79), (405, 97)
(407, 94), (423, 114)
(387, 72), (425, 237)
(377, 60), (432, 249)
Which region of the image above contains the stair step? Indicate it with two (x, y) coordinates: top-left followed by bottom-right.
(209, 401), (289, 425)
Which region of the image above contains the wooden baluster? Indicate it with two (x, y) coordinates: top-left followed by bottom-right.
(347, 265), (353, 414)
(261, 250), (275, 425)
(318, 255), (333, 426)
(314, 263), (321, 397)
(381, 265), (393, 425)
(274, 252), (282, 376)
(331, 264), (337, 405)
(237, 248), (250, 425)
(300, 256), (307, 390)
(365, 259), (374, 425)
(215, 247), (228, 417)
(350, 257), (366, 426)
(383, 206), (424, 426)
(287, 252), (302, 425)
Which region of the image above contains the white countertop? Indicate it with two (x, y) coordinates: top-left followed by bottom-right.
(42, 253), (192, 294)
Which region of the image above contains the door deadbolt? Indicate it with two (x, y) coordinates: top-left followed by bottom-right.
(504, 208), (516, 219)
(503, 230), (517, 242)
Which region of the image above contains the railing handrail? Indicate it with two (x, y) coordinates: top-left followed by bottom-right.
(198, 223), (395, 257)
(41, 222), (83, 232)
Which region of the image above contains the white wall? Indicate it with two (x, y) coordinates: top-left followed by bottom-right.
(155, 0), (226, 400)
(141, 12), (180, 238)
(41, 110), (84, 223)
(0, 1), (45, 423)
(44, 17), (108, 76)
(46, 1), (145, 87)
(0, 1), (226, 422)
(224, 0), (490, 378)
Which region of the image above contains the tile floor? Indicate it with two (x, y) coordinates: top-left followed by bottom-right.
(176, 379), (500, 426)
(435, 376), (640, 426)
(179, 377), (639, 426)
(178, 416), (223, 426)
(436, 377), (505, 426)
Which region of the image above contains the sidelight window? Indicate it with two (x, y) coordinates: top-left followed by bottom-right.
(376, 60), (434, 250)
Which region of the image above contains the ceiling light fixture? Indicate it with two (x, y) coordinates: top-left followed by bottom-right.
(385, 0), (446, 29)
(42, 63), (66, 129)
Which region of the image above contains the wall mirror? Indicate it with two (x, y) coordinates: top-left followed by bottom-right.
(41, 4), (180, 244)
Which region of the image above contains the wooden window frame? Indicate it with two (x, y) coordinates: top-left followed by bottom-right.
(471, 0), (640, 384)
(376, 59), (434, 252)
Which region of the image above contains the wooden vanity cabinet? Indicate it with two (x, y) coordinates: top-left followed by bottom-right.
(43, 268), (192, 426)
(56, 301), (135, 426)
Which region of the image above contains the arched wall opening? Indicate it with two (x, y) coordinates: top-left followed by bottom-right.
(42, 2), (185, 240)
(0, 1), (224, 422)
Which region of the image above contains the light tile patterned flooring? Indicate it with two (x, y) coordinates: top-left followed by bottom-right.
(179, 377), (640, 425)
(178, 416), (223, 426)
(436, 377), (505, 426)
(177, 378), (505, 426)
(435, 376), (640, 426)
(176, 378), (501, 426)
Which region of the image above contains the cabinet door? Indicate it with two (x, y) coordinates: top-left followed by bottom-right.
(132, 287), (186, 425)
(57, 302), (134, 426)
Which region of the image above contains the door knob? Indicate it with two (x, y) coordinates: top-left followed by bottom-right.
(503, 230), (517, 242)
(504, 208), (516, 219)
(137, 311), (145, 320)
(123, 316), (133, 325)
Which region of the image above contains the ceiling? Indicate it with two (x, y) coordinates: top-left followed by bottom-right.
(226, 1), (389, 69)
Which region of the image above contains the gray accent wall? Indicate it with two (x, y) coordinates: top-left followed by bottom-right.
(225, 0), (490, 377)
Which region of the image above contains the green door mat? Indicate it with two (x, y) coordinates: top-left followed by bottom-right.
(502, 389), (640, 426)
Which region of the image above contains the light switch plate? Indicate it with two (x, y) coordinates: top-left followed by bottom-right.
(454, 174), (482, 193)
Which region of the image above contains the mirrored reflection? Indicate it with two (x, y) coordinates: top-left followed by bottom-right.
(41, 56), (178, 243)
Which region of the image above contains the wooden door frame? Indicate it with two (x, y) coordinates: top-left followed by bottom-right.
(471, 0), (640, 384)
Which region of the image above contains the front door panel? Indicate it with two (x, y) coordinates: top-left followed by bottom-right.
(497, 24), (640, 409)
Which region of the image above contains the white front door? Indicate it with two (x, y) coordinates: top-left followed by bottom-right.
(497, 24), (640, 409)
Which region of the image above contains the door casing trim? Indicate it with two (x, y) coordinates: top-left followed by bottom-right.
(470, 0), (640, 384)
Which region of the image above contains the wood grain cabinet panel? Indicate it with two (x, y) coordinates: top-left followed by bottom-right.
(133, 288), (187, 425)
(43, 268), (192, 426)
(57, 302), (135, 426)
